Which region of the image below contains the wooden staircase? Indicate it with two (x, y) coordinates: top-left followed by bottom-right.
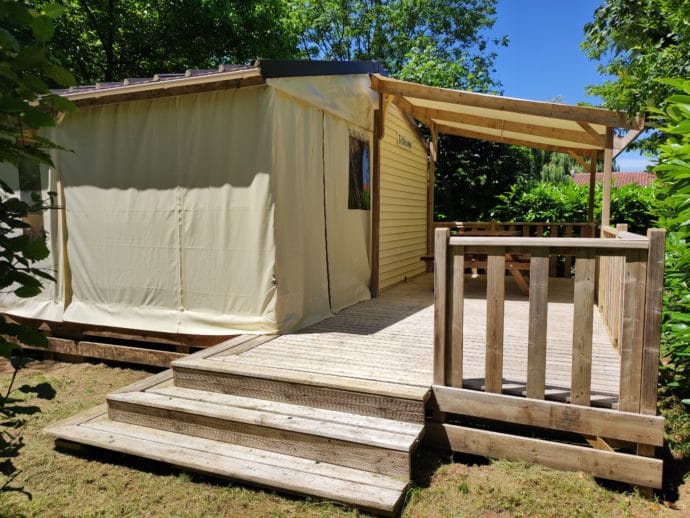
(46, 337), (429, 516)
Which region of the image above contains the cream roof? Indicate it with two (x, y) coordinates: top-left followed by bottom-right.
(369, 74), (643, 157)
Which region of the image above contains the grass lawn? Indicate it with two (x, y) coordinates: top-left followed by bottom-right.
(0, 359), (687, 517)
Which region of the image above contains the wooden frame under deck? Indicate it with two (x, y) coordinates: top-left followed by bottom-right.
(431, 227), (666, 488)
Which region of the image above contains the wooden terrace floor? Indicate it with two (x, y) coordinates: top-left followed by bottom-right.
(211, 273), (621, 407)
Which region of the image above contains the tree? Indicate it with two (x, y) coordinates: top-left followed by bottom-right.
(41, 0), (299, 83)
(434, 136), (534, 221)
(1, 1), (74, 496)
(289, 0), (507, 91)
(582, 0), (690, 118)
(1, 0), (74, 361)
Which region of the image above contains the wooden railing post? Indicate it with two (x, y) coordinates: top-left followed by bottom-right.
(619, 247), (648, 413)
(527, 247), (549, 399)
(571, 249), (596, 406)
(640, 229), (666, 416)
(434, 228), (451, 385)
(485, 247), (505, 393)
(450, 245), (464, 387)
(637, 229), (666, 459)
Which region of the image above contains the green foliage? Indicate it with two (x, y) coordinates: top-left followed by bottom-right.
(289, 0), (507, 90)
(434, 137), (535, 221)
(538, 152), (581, 183)
(0, 2), (69, 496)
(650, 79), (690, 402)
(582, 0), (690, 119)
(0, 2), (75, 165)
(40, 0), (298, 83)
(490, 181), (590, 223)
(489, 180), (656, 234)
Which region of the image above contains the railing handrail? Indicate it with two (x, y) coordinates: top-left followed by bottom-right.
(448, 235), (649, 249)
(435, 220), (594, 227)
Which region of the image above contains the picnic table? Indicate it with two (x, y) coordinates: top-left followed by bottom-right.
(420, 229), (531, 295)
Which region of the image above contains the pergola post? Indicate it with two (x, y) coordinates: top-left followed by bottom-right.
(588, 150), (597, 224)
(601, 128), (614, 227)
(370, 94), (384, 297)
(426, 123), (438, 264)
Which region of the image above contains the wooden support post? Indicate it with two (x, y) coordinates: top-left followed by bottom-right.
(426, 123), (438, 262)
(588, 151), (597, 224)
(485, 248), (505, 393)
(639, 229), (666, 416)
(571, 249), (596, 406)
(602, 128), (614, 227)
(637, 229), (665, 462)
(370, 95), (384, 297)
(527, 248), (549, 399)
(434, 228), (451, 386)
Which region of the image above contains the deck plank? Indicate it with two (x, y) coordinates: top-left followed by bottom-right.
(213, 274), (620, 401)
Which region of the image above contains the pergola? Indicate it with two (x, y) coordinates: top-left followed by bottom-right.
(369, 74), (644, 250)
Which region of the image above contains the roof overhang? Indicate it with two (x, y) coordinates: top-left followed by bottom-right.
(370, 74), (644, 158)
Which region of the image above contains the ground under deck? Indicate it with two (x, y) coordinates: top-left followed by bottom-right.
(215, 273), (620, 405)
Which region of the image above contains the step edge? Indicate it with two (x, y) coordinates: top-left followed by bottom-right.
(150, 385), (425, 436)
(48, 419), (406, 515)
(108, 391), (419, 452)
(173, 357), (430, 402)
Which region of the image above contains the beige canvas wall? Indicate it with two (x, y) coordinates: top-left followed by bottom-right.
(378, 104), (428, 291)
(1, 76), (377, 336)
(35, 87), (278, 335)
(0, 159), (65, 322)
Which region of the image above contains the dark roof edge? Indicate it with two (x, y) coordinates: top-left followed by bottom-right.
(257, 59), (387, 79)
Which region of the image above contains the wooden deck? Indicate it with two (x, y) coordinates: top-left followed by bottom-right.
(213, 273), (620, 405)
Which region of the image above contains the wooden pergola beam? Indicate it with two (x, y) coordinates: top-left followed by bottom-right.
(567, 151), (591, 171)
(399, 101), (606, 148)
(371, 74), (639, 130)
(613, 127), (644, 158)
(577, 122), (607, 147)
(435, 123), (593, 156)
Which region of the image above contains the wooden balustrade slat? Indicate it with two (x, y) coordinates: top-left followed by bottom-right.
(640, 229), (666, 416)
(549, 225), (558, 277)
(571, 249), (596, 406)
(485, 248), (505, 393)
(527, 248), (549, 399)
(564, 225), (574, 274)
(433, 228), (450, 386)
(450, 246), (465, 387)
(619, 249), (647, 413)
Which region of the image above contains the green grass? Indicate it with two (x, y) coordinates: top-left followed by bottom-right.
(0, 360), (686, 517)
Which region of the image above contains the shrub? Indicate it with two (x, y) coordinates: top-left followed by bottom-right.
(650, 79), (690, 404)
(489, 180), (655, 233)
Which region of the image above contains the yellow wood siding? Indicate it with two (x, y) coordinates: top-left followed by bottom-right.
(378, 105), (428, 291)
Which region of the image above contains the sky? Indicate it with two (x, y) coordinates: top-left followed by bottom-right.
(489, 0), (652, 171)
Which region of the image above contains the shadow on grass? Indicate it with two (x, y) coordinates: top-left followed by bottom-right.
(1, 378), (55, 499)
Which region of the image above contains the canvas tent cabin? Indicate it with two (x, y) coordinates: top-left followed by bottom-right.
(0, 60), (429, 339)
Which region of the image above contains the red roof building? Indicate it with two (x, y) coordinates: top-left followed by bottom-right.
(571, 171), (656, 187)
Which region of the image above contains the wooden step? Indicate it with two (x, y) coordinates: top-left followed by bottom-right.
(171, 357), (429, 423)
(45, 411), (408, 516)
(107, 387), (424, 477)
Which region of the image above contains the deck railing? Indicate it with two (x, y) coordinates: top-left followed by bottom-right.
(432, 221), (596, 277)
(431, 227), (666, 487)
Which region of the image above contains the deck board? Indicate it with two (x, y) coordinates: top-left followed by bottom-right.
(213, 274), (621, 402)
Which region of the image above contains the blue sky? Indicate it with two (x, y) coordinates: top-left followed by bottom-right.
(489, 0), (651, 170)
